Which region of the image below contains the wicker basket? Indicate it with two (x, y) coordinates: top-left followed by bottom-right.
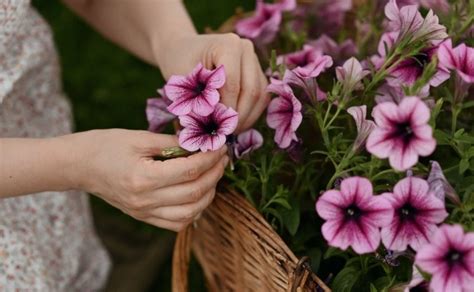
(172, 189), (330, 292)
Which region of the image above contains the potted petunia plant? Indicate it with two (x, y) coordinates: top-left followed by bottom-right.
(147, 0), (474, 291)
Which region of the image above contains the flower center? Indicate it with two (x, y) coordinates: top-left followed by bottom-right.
(445, 249), (463, 266)
(194, 81), (207, 95)
(399, 203), (417, 220)
(204, 120), (219, 136)
(345, 204), (362, 220)
(395, 121), (414, 144)
(413, 52), (431, 69)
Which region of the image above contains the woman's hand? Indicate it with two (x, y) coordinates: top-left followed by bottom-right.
(63, 129), (228, 232)
(156, 33), (270, 132)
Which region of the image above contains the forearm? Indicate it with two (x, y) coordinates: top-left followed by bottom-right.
(0, 136), (80, 198)
(63, 0), (197, 67)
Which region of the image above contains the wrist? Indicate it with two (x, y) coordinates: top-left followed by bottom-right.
(53, 131), (94, 192)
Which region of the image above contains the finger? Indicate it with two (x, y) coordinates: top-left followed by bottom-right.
(152, 188), (217, 222)
(214, 34), (242, 111)
(145, 217), (189, 232)
(235, 40), (262, 132)
(144, 155), (228, 208)
(145, 146), (227, 188)
(139, 132), (180, 156)
(241, 72), (270, 131)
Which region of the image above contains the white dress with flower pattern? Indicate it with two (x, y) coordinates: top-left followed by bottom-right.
(0, 0), (110, 290)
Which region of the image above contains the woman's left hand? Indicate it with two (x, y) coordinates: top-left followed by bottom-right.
(156, 33), (270, 132)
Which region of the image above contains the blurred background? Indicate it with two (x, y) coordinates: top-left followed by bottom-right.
(32, 1), (253, 291)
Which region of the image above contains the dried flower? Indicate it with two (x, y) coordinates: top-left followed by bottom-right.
(315, 177), (394, 254)
(366, 97), (436, 171)
(427, 161), (461, 205)
(336, 57), (370, 91)
(178, 103), (238, 152)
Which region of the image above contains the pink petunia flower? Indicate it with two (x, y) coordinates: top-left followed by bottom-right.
(336, 57), (370, 91)
(415, 224), (474, 292)
(315, 177), (394, 254)
(438, 39), (474, 84)
(234, 129), (263, 159)
(347, 105), (376, 152)
(366, 97), (437, 171)
(178, 103), (238, 152)
(146, 97), (176, 133)
(372, 32), (449, 88)
(308, 34), (358, 63)
(266, 79), (303, 149)
(427, 161), (461, 205)
(235, 0), (295, 44)
(385, 0), (447, 43)
(289, 51), (333, 79)
(165, 63), (225, 117)
(277, 45), (324, 71)
(380, 177), (448, 251)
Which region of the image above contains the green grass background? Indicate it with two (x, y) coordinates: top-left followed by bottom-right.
(32, 1), (253, 291)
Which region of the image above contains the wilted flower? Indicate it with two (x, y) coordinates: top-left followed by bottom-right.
(336, 57), (370, 91)
(438, 39), (474, 84)
(235, 0), (295, 44)
(165, 63), (225, 116)
(347, 105), (376, 152)
(178, 103), (238, 152)
(146, 95), (175, 133)
(366, 97), (436, 171)
(315, 177), (394, 254)
(308, 34), (358, 63)
(385, 0), (447, 43)
(427, 161), (461, 205)
(266, 80), (303, 149)
(234, 129), (263, 159)
(380, 177), (448, 251)
(416, 224), (474, 292)
(286, 138), (304, 163)
(283, 69), (328, 102)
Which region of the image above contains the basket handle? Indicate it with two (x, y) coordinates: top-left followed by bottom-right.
(172, 224), (193, 292)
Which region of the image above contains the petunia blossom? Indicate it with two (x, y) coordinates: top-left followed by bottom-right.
(427, 161), (461, 205)
(235, 0), (295, 44)
(146, 97), (176, 133)
(234, 129), (263, 159)
(178, 103), (238, 152)
(380, 177), (448, 251)
(347, 105), (376, 152)
(266, 79), (302, 149)
(315, 177), (394, 254)
(308, 34), (358, 63)
(165, 63), (225, 116)
(415, 224), (474, 292)
(438, 39), (474, 83)
(277, 45), (324, 71)
(336, 57), (370, 91)
(385, 0), (447, 43)
(366, 96), (437, 171)
(372, 32), (449, 88)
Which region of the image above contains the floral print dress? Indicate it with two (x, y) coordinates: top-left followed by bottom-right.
(0, 1), (110, 290)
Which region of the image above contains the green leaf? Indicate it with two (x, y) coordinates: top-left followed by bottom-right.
(281, 198), (300, 235)
(460, 158), (470, 174)
(332, 266), (362, 292)
(324, 247), (344, 259)
(434, 129), (450, 145)
(307, 248), (322, 273)
(370, 283), (378, 292)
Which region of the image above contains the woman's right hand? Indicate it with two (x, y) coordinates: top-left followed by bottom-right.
(62, 129), (228, 232)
